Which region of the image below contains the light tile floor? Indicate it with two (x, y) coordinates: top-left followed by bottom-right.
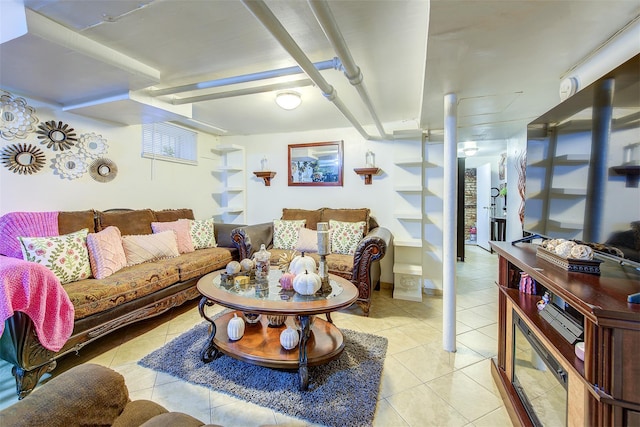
(0, 245), (514, 426)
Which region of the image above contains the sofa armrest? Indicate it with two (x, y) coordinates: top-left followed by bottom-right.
(0, 363), (129, 426)
(231, 222), (274, 259)
(351, 227), (392, 313)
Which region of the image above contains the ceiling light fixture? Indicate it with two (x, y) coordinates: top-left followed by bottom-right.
(275, 91), (302, 110)
(462, 141), (478, 156)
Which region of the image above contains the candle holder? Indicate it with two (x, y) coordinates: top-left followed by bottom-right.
(317, 222), (330, 288)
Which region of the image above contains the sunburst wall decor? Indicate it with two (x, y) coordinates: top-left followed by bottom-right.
(36, 120), (78, 151)
(78, 133), (108, 158)
(0, 91), (39, 141)
(1, 143), (46, 175)
(89, 158), (118, 183)
(51, 152), (86, 179)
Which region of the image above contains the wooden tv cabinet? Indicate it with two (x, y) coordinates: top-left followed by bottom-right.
(490, 241), (640, 426)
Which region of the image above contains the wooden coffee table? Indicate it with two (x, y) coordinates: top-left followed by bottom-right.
(196, 269), (358, 390)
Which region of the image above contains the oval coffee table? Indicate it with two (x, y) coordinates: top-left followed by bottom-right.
(196, 269), (358, 390)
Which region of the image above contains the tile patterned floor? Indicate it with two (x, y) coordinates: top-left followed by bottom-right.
(0, 245), (514, 426)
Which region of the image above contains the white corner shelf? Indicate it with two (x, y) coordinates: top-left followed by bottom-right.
(394, 212), (423, 220)
(212, 144), (246, 224)
(394, 185), (422, 192)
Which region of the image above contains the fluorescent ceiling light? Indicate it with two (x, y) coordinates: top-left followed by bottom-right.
(275, 91), (302, 110)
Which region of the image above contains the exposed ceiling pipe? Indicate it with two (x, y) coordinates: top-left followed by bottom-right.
(25, 9), (160, 83)
(151, 58), (340, 97)
(172, 78), (313, 104)
(308, 0), (388, 139)
(242, 0), (373, 140)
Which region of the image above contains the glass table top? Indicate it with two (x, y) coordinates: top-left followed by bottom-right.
(213, 269), (344, 303)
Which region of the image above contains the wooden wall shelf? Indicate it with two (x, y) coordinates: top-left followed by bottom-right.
(353, 167), (381, 185)
(253, 171), (276, 186)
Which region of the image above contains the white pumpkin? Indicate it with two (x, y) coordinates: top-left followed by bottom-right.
(280, 326), (299, 350)
(226, 261), (241, 275)
(289, 252), (317, 275)
(293, 270), (322, 295)
(239, 258), (255, 272)
(227, 313), (245, 341)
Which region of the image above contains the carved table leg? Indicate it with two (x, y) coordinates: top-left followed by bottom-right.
(198, 297), (222, 363)
(325, 312), (333, 324)
(298, 315), (312, 391)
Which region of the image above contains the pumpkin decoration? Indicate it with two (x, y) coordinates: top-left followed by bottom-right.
(293, 270), (322, 295)
(280, 326), (299, 350)
(267, 315), (287, 327)
(289, 252), (317, 275)
(225, 261), (241, 275)
(277, 250), (297, 272)
(239, 258), (254, 272)
(227, 313), (245, 341)
(279, 272), (296, 290)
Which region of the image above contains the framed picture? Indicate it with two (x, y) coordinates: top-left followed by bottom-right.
(288, 140), (343, 186)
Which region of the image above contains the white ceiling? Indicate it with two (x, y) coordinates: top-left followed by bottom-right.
(1, 0), (639, 157)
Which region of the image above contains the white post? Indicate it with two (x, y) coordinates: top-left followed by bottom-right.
(443, 93), (457, 352)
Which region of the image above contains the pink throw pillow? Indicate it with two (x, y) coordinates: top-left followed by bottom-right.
(151, 220), (195, 254)
(86, 226), (127, 279)
(295, 227), (319, 253)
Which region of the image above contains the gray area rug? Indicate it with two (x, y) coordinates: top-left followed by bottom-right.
(138, 318), (388, 427)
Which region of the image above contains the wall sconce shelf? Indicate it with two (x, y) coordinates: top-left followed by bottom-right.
(354, 167), (381, 185)
(253, 171), (277, 186)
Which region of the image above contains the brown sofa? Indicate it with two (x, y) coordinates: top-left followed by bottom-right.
(0, 363), (220, 427)
(0, 208), (239, 399)
(231, 208), (392, 315)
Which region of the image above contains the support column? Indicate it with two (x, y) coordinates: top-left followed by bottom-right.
(443, 93), (457, 352)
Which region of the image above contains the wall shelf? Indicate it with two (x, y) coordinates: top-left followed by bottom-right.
(353, 167), (381, 185)
(253, 171), (277, 186)
(212, 144), (246, 224)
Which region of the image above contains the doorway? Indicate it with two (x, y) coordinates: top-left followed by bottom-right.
(476, 163), (492, 251)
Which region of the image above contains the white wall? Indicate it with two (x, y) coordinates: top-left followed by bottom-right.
(506, 130), (527, 241)
(0, 97), (222, 219)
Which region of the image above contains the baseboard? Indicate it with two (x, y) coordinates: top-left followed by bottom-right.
(423, 288), (443, 297)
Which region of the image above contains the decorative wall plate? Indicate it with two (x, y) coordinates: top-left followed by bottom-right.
(0, 91), (39, 141)
(51, 152), (86, 179)
(36, 120), (77, 151)
(89, 158), (117, 183)
(0, 143), (46, 175)
(78, 133), (108, 158)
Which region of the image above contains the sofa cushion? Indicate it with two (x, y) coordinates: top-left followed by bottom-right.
(86, 226), (127, 279)
(122, 231), (180, 266)
(153, 208), (195, 222)
(188, 218), (217, 249)
(329, 219), (366, 255)
(58, 210), (96, 234)
(65, 261), (180, 320)
(112, 400), (168, 427)
(19, 228), (92, 284)
(282, 208), (322, 230)
(322, 208), (370, 234)
(268, 248), (353, 278)
(98, 209), (155, 235)
(273, 219), (306, 250)
(152, 220), (195, 254)
(160, 247), (235, 281)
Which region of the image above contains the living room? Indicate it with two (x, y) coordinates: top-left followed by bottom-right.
(1, 1), (639, 426)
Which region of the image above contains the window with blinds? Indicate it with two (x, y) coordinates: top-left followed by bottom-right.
(141, 122), (197, 165)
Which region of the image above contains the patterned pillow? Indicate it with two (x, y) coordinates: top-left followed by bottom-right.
(121, 231), (180, 266)
(19, 228), (92, 284)
(86, 226), (127, 279)
(185, 218), (217, 249)
(151, 220), (195, 254)
(295, 227), (318, 253)
(273, 219), (306, 250)
(329, 220), (366, 255)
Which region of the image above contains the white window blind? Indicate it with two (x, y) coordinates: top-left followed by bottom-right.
(142, 122), (197, 165)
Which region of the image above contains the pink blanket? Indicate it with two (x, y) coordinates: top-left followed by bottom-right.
(0, 256), (74, 352)
(0, 211), (59, 259)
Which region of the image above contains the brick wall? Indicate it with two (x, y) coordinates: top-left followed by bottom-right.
(464, 168), (477, 241)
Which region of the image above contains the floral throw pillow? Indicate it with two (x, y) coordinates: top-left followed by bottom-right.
(19, 228), (92, 284)
(273, 219), (306, 250)
(329, 220), (366, 255)
(186, 218), (217, 249)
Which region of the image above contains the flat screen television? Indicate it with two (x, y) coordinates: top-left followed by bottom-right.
(524, 54), (640, 266)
